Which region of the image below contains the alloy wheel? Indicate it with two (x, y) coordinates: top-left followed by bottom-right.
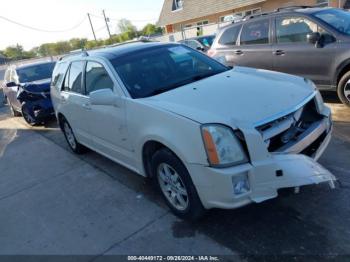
(157, 163), (189, 211)
(345, 79), (350, 103)
(63, 122), (77, 150)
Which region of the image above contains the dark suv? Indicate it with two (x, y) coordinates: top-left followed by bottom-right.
(209, 6), (350, 107)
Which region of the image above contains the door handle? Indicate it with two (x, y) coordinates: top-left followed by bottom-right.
(234, 50), (244, 55)
(273, 50), (285, 56)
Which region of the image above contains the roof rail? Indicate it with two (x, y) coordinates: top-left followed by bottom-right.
(276, 5), (313, 12)
(59, 50), (89, 61)
(243, 5), (320, 21)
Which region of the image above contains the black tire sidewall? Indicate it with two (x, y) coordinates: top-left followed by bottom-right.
(337, 71), (350, 107)
(151, 148), (205, 221)
(61, 118), (84, 154)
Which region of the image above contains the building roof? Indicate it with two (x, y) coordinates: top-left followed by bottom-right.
(158, 0), (266, 26)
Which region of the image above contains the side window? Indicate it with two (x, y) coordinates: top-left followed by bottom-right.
(85, 61), (114, 95)
(276, 17), (320, 44)
(240, 19), (270, 45)
(52, 62), (67, 90)
(62, 61), (84, 94)
(219, 25), (242, 46)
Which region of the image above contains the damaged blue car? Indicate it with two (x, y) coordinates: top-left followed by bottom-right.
(2, 61), (56, 125)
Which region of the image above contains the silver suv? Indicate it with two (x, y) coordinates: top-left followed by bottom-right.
(209, 7), (350, 107)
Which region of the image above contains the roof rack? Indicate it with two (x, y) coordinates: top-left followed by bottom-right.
(242, 5), (318, 21)
(276, 5), (313, 11)
(59, 50), (89, 61)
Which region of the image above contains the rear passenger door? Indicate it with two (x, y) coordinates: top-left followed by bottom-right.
(212, 24), (242, 66)
(272, 15), (336, 87)
(235, 18), (274, 70)
(60, 61), (91, 145)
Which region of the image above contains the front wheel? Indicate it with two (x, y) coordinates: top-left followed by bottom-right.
(151, 148), (205, 221)
(337, 71), (350, 107)
(22, 105), (39, 126)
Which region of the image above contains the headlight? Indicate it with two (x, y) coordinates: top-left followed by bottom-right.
(315, 90), (325, 113)
(305, 79), (324, 113)
(201, 124), (248, 167)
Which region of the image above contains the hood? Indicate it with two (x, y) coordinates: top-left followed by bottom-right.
(142, 67), (315, 128)
(20, 78), (51, 93)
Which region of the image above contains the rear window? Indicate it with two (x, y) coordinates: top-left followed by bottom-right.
(240, 19), (270, 45)
(219, 25), (242, 45)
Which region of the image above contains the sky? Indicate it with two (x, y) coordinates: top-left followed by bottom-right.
(0, 0), (164, 50)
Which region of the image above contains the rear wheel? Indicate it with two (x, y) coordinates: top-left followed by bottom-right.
(7, 97), (21, 117)
(337, 71), (350, 107)
(151, 148), (205, 221)
(61, 117), (87, 154)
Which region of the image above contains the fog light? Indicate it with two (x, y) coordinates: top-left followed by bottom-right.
(232, 174), (250, 196)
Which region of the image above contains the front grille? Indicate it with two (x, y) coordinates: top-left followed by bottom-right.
(256, 98), (324, 153)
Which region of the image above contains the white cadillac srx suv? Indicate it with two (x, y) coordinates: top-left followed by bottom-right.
(51, 41), (336, 220)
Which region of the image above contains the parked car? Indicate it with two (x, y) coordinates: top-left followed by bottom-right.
(2, 61), (56, 125)
(51, 41), (335, 220)
(208, 6), (350, 107)
(179, 35), (215, 53)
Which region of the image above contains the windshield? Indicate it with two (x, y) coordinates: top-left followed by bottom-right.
(314, 9), (350, 36)
(17, 62), (56, 83)
(197, 36), (214, 48)
(111, 45), (229, 98)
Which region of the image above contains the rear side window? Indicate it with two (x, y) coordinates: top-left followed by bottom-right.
(219, 25), (241, 45)
(85, 62), (114, 95)
(240, 19), (269, 45)
(52, 62), (67, 90)
(62, 61), (84, 94)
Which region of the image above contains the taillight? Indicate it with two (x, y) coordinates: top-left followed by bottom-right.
(207, 49), (217, 57)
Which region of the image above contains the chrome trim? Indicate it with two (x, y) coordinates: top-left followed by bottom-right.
(254, 91), (316, 127)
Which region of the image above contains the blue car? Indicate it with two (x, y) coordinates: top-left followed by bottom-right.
(2, 61), (56, 125)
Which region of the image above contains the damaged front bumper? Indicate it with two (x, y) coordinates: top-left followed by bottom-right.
(188, 106), (335, 210)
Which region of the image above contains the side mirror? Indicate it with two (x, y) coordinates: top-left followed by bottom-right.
(307, 32), (321, 45)
(90, 89), (121, 107)
(6, 82), (17, 88)
(196, 46), (205, 52)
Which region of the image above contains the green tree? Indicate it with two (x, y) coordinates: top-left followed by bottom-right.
(141, 24), (162, 36)
(3, 44), (25, 60)
(69, 38), (88, 50)
(117, 19), (137, 34)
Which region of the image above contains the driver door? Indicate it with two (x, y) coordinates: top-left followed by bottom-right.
(84, 61), (133, 165)
(272, 15), (336, 87)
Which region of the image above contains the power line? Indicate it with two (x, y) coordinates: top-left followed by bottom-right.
(88, 13), (155, 23)
(0, 15), (87, 33)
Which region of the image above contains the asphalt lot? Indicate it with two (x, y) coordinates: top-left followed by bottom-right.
(0, 87), (349, 259)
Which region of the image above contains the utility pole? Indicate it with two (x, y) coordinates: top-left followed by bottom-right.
(102, 10), (112, 39)
(87, 13), (97, 41)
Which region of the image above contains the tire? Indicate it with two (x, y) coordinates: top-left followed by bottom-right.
(337, 71), (350, 107)
(7, 97), (21, 117)
(21, 104), (40, 126)
(60, 117), (87, 154)
(151, 148), (206, 221)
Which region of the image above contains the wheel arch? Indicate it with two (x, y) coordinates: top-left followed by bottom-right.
(335, 59), (350, 86)
(141, 139), (188, 178)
